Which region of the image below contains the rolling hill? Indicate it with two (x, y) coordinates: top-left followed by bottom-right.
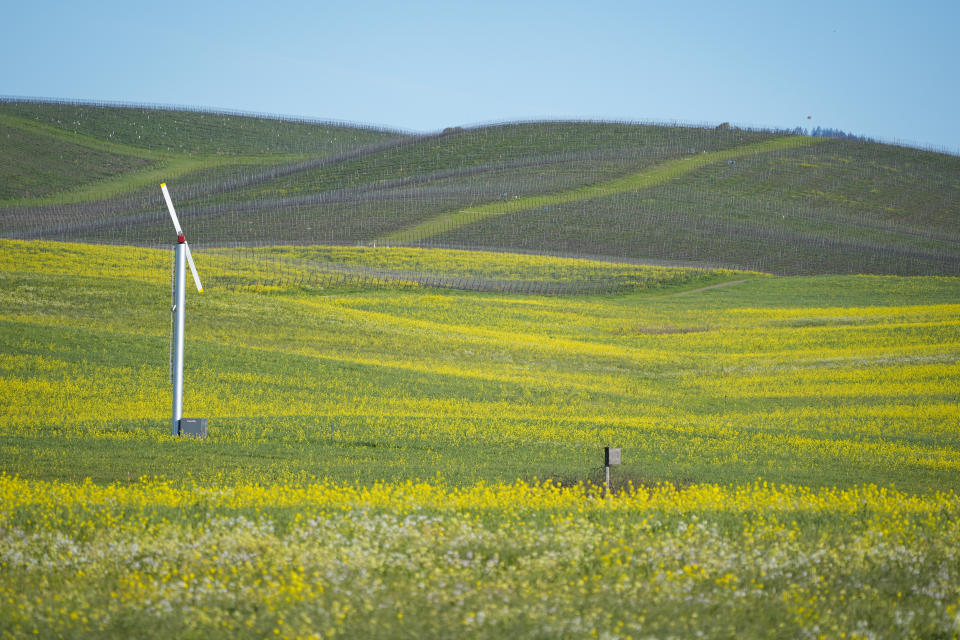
(2, 98), (958, 278)
(3, 99), (960, 638)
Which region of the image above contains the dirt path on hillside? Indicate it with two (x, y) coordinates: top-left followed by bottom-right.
(667, 278), (751, 297)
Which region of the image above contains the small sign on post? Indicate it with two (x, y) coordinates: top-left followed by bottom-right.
(604, 447), (621, 496)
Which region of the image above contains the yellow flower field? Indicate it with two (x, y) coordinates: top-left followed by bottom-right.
(1, 240), (959, 638)
(3, 475), (960, 639)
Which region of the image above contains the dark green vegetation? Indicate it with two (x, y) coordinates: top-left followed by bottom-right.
(2, 99), (957, 277)
(0, 118), (153, 199)
(2, 241), (958, 493)
(433, 138), (960, 275)
(0, 100), (401, 155)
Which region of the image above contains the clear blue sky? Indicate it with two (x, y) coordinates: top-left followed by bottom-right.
(3, 0), (958, 151)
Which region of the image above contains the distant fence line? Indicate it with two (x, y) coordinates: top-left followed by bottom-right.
(1, 146), (675, 241)
(210, 254), (714, 296)
(254, 264), (642, 296)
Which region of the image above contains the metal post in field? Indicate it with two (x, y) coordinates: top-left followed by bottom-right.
(604, 447), (621, 497)
(171, 242), (185, 435)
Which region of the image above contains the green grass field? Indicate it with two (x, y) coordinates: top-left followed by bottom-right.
(2, 241), (960, 638)
(2, 240), (959, 638)
(2, 238), (958, 492)
(0, 100), (404, 156)
(2, 99), (960, 637)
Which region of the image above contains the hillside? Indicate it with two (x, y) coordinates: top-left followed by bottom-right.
(3, 239), (959, 491)
(2, 99), (958, 277)
(3, 238), (960, 638)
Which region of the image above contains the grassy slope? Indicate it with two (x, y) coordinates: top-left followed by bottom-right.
(0, 114), (163, 201)
(0, 100), (405, 155)
(1, 101), (958, 276)
(208, 121), (776, 201)
(430, 137), (960, 274)
(0, 100), (408, 209)
(1, 240), (958, 492)
(376, 135), (821, 243)
(0, 122), (151, 200)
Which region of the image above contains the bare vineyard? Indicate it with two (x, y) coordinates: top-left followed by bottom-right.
(2, 99), (958, 288)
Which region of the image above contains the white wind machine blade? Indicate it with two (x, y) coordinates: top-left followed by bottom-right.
(160, 182), (183, 236)
(161, 182), (203, 292)
(183, 241), (203, 293)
